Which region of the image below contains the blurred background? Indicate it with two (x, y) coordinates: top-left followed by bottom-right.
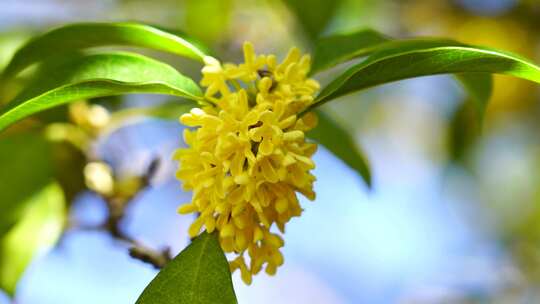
(2, 0), (540, 303)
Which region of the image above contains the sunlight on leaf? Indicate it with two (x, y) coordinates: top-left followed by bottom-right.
(0, 132), (65, 296)
(0, 52), (203, 132)
(310, 31), (495, 179)
(310, 31), (495, 118)
(312, 40), (540, 109)
(2, 22), (208, 79)
(0, 182), (65, 296)
(0, 133), (53, 234)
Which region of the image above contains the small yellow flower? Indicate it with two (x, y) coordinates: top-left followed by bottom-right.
(174, 42), (319, 284)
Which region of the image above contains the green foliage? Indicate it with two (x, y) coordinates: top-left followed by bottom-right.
(310, 31), (497, 181)
(448, 74), (493, 162)
(3, 19), (540, 302)
(185, 0), (232, 43)
(311, 30), (496, 166)
(136, 232), (237, 304)
(308, 110), (371, 187)
(312, 39), (540, 109)
(310, 31), (496, 118)
(0, 133), (54, 233)
(0, 132), (66, 295)
(448, 101), (482, 162)
(0, 32), (30, 72)
(454, 73), (493, 121)
(282, 0), (343, 41)
(0, 52), (203, 132)
(311, 29), (390, 74)
(0, 182), (65, 296)
(1, 22), (207, 78)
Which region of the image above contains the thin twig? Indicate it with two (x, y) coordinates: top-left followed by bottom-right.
(70, 158), (173, 269)
(129, 245), (172, 269)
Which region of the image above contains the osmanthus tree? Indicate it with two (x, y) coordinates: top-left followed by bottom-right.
(1, 18), (540, 304)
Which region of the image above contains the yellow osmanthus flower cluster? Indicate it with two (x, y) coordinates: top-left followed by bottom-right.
(174, 42), (319, 284)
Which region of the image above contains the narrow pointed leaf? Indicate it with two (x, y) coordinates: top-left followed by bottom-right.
(448, 73), (493, 161)
(0, 52), (203, 132)
(136, 232), (237, 304)
(0, 133), (54, 234)
(0, 132), (66, 296)
(311, 31), (494, 117)
(311, 31), (497, 172)
(308, 110), (371, 187)
(2, 22), (208, 78)
(283, 0), (343, 41)
(448, 100), (482, 162)
(311, 29), (390, 74)
(0, 182), (65, 296)
(454, 73), (493, 121)
(312, 40), (540, 109)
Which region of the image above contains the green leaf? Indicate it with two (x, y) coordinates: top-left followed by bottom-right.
(310, 31), (493, 117)
(0, 31), (30, 73)
(2, 22), (208, 78)
(311, 31), (494, 163)
(447, 100), (481, 162)
(282, 0), (343, 41)
(310, 31), (496, 173)
(136, 232), (237, 304)
(308, 110), (371, 187)
(0, 132), (54, 234)
(311, 29), (390, 74)
(311, 40), (540, 109)
(185, 0), (232, 43)
(0, 132), (65, 296)
(454, 73), (493, 121)
(0, 52), (203, 132)
(448, 73), (493, 162)
(0, 182), (65, 296)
